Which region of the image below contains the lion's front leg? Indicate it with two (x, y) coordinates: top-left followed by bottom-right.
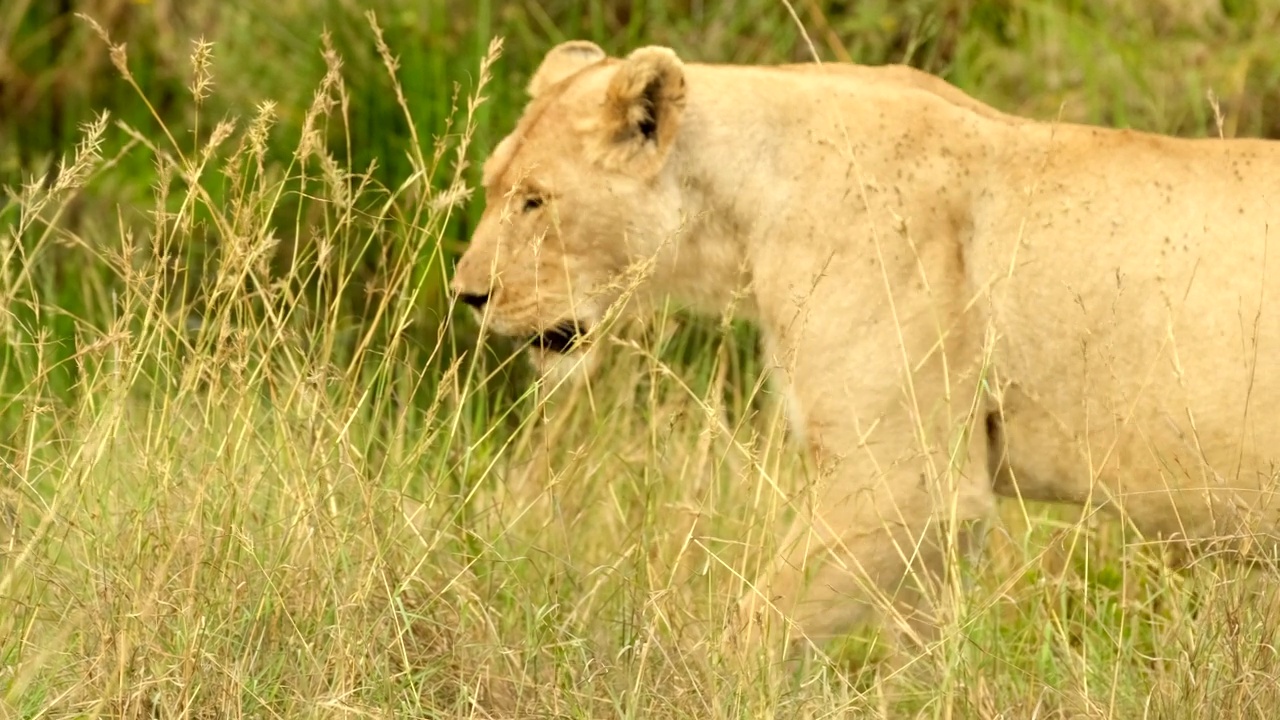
(736, 275), (997, 667)
(734, 438), (994, 668)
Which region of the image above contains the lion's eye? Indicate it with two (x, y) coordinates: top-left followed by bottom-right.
(522, 196), (544, 213)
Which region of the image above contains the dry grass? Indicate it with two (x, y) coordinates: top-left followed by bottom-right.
(3, 5), (1280, 719)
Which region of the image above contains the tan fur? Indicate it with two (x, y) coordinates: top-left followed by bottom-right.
(526, 40), (606, 97)
(452, 40), (1280, 661)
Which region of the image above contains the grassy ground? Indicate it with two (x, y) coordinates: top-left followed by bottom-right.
(4, 1), (1280, 717)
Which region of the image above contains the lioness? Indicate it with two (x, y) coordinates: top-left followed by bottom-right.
(450, 40), (1280, 659)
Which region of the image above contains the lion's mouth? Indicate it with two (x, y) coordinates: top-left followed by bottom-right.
(530, 321), (588, 354)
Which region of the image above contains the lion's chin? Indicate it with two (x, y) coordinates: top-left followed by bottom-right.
(526, 343), (601, 388)
(521, 321), (599, 389)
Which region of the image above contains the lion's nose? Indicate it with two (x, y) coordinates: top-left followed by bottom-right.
(458, 291), (490, 309)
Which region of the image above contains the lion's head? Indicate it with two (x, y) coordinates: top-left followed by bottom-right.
(450, 41), (689, 359)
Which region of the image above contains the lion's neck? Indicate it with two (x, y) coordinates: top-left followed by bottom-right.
(646, 64), (1002, 332)
(647, 169), (761, 319)
(645, 68), (811, 321)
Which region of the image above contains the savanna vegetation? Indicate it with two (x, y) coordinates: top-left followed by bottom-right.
(3, 1), (1280, 717)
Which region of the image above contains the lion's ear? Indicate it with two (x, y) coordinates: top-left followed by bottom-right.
(599, 46), (687, 174)
(528, 41), (607, 97)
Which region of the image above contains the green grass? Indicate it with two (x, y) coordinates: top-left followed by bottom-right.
(3, 1), (1280, 717)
